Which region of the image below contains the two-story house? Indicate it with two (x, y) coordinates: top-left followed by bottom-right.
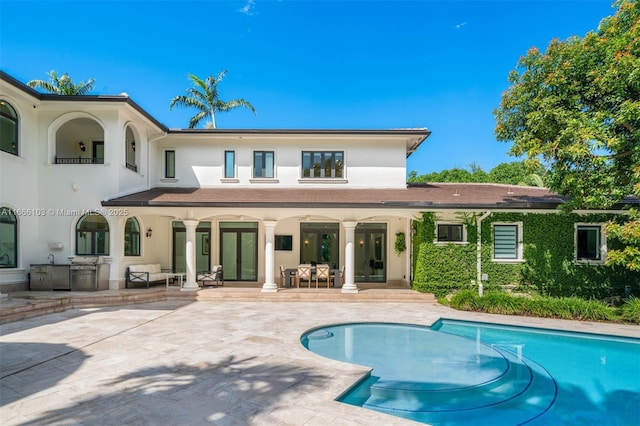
(1, 70), (636, 297)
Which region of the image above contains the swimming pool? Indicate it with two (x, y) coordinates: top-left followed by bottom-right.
(301, 320), (640, 425)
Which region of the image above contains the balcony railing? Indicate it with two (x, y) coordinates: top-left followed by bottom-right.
(55, 157), (104, 165)
(126, 162), (138, 172)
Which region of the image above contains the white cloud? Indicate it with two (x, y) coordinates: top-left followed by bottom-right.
(453, 22), (467, 30)
(238, 0), (256, 15)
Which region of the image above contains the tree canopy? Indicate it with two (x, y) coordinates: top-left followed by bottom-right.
(494, 0), (639, 209)
(408, 161), (546, 186)
(27, 70), (95, 95)
(169, 71), (256, 129)
(494, 0), (640, 271)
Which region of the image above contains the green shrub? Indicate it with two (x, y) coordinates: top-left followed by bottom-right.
(445, 291), (618, 322)
(621, 297), (640, 323)
(449, 289), (479, 310)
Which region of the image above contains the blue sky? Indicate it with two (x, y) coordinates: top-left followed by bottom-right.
(0, 0), (616, 175)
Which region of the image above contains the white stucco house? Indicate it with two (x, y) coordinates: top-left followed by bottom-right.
(2, 70), (634, 297)
(0, 70), (436, 293)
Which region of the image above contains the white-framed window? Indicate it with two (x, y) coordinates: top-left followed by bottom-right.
(492, 222), (523, 262)
(575, 224), (606, 263)
(435, 223), (466, 243)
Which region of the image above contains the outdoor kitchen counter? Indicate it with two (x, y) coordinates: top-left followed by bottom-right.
(29, 264), (71, 291)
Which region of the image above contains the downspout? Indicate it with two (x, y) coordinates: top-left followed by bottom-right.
(476, 211), (491, 296)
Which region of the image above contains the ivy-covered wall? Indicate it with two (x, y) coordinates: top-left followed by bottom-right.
(412, 212), (639, 298)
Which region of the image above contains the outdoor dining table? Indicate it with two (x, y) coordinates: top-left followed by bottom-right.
(284, 266), (340, 288)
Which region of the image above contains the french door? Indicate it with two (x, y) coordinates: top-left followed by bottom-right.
(354, 223), (387, 282)
(220, 222), (258, 281)
(172, 221), (211, 273)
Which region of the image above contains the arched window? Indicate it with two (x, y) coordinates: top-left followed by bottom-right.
(76, 213), (109, 255)
(124, 217), (140, 256)
(0, 207), (18, 268)
(0, 100), (18, 155)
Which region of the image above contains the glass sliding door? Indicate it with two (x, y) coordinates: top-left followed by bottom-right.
(220, 222), (258, 281)
(172, 221), (211, 273)
(355, 223), (387, 282)
(300, 223), (339, 268)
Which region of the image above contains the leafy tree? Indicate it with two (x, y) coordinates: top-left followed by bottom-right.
(488, 161), (547, 186)
(27, 70), (95, 95)
(169, 71), (256, 128)
(408, 161), (545, 186)
(494, 0), (640, 271)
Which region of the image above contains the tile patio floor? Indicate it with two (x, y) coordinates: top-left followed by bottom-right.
(1, 299), (639, 425)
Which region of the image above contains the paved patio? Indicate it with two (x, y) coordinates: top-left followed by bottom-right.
(1, 299), (639, 425)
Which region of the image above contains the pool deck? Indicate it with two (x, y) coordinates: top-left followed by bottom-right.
(1, 293), (638, 425)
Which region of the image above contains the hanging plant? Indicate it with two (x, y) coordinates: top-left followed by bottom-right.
(394, 232), (406, 256)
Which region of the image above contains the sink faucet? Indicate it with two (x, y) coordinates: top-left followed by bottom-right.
(48, 253), (55, 265)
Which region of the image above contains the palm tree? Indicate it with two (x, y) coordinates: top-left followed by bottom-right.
(27, 70), (95, 95)
(169, 71), (256, 129)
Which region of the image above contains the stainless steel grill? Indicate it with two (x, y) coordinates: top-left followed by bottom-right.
(70, 256), (109, 291)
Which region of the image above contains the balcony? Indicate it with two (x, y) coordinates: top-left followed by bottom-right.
(55, 156), (104, 165)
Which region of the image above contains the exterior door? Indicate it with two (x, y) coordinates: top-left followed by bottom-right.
(220, 222), (258, 281)
(355, 223), (386, 282)
(300, 223), (339, 268)
(172, 221), (211, 273)
(92, 141), (104, 164)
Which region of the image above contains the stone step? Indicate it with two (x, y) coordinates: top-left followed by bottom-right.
(0, 288), (436, 324)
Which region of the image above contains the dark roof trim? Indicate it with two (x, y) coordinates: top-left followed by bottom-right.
(1, 70), (168, 131)
(167, 128), (431, 136)
(2, 70), (430, 144)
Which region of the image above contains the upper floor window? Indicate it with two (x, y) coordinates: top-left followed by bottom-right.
(0, 100), (18, 156)
(76, 213), (109, 255)
(224, 150), (236, 178)
(576, 224), (604, 262)
(493, 223), (522, 261)
(124, 217), (141, 256)
(125, 126), (137, 172)
(302, 151), (344, 178)
(253, 151), (274, 178)
(0, 207), (18, 268)
(437, 223), (464, 242)
(165, 150), (176, 178)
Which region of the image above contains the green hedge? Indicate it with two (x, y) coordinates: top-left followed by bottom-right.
(412, 212), (639, 299)
(447, 290), (640, 323)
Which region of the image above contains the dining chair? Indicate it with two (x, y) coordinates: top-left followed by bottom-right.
(296, 264), (312, 288)
(315, 264), (331, 288)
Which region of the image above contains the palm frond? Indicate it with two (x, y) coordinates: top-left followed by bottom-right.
(188, 111), (208, 128)
(216, 99), (256, 114)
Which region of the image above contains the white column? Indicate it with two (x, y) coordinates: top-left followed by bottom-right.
(262, 220), (278, 292)
(181, 219), (199, 291)
(342, 221), (358, 293)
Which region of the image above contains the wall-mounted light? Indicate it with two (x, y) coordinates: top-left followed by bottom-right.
(131, 141), (136, 152)
(359, 240), (364, 247)
(304, 239), (309, 246)
(79, 141), (86, 152)
(146, 228), (152, 238)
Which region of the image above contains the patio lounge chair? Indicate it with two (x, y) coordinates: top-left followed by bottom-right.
(198, 265), (223, 287)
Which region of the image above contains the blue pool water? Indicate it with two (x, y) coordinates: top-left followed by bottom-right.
(301, 320), (640, 425)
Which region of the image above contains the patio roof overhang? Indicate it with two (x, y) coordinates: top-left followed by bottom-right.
(102, 183), (579, 211)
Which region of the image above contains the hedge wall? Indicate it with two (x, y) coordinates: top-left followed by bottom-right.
(412, 212), (639, 299)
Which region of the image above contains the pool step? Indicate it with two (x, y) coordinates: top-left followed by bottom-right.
(360, 347), (557, 425)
